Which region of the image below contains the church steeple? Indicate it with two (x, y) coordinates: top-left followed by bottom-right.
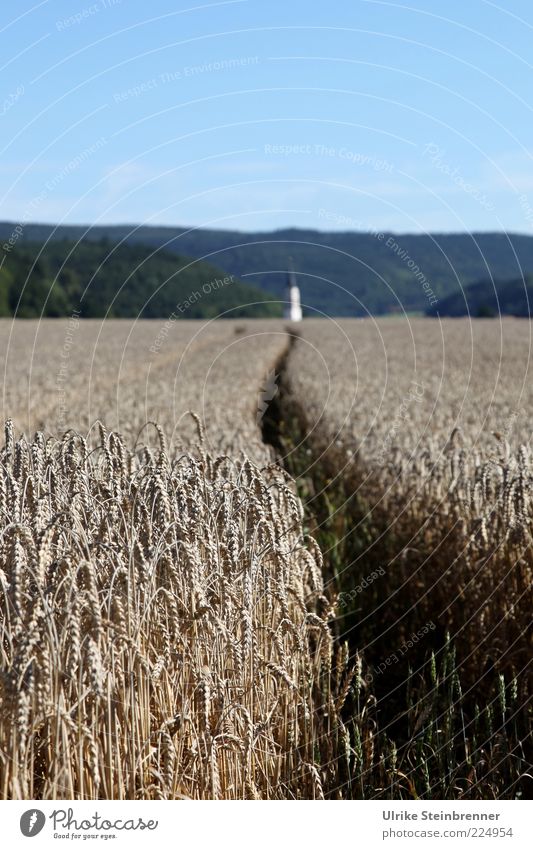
(283, 257), (302, 322)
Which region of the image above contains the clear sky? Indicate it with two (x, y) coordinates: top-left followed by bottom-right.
(2, 0), (533, 233)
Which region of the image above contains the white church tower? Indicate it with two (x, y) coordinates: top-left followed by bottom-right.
(283, 258), (302, 322)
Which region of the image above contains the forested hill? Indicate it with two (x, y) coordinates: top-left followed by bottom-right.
(2, 222), (533, 316)
(0, 239), (281, 319)
(427, 274), (533, 318)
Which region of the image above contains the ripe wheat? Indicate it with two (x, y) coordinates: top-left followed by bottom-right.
(0, 418), (355, 799)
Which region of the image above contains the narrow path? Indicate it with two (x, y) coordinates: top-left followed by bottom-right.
(259, 327), (299, 456)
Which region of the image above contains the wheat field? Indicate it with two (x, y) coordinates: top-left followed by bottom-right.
(285, 317), (532, 798)
(0, 317), (531, 799)
(286, 318), (533, 671)
(0, 319), (352, 800)
(0, 318), (287, 462)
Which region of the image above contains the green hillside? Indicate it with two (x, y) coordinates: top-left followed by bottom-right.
(3, 223), (533, 316)
(427, 274), (533, 318)
(0, 239), (281, 319)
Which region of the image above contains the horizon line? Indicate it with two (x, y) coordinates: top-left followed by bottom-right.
(1, 219), (533, 238)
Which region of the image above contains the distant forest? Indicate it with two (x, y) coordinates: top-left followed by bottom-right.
(3, 222), (533, 316)
(0, 239), (281, 319)
(427, 274), (533, 318)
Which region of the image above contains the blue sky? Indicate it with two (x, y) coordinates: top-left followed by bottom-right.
(2, 0), (533, 233)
